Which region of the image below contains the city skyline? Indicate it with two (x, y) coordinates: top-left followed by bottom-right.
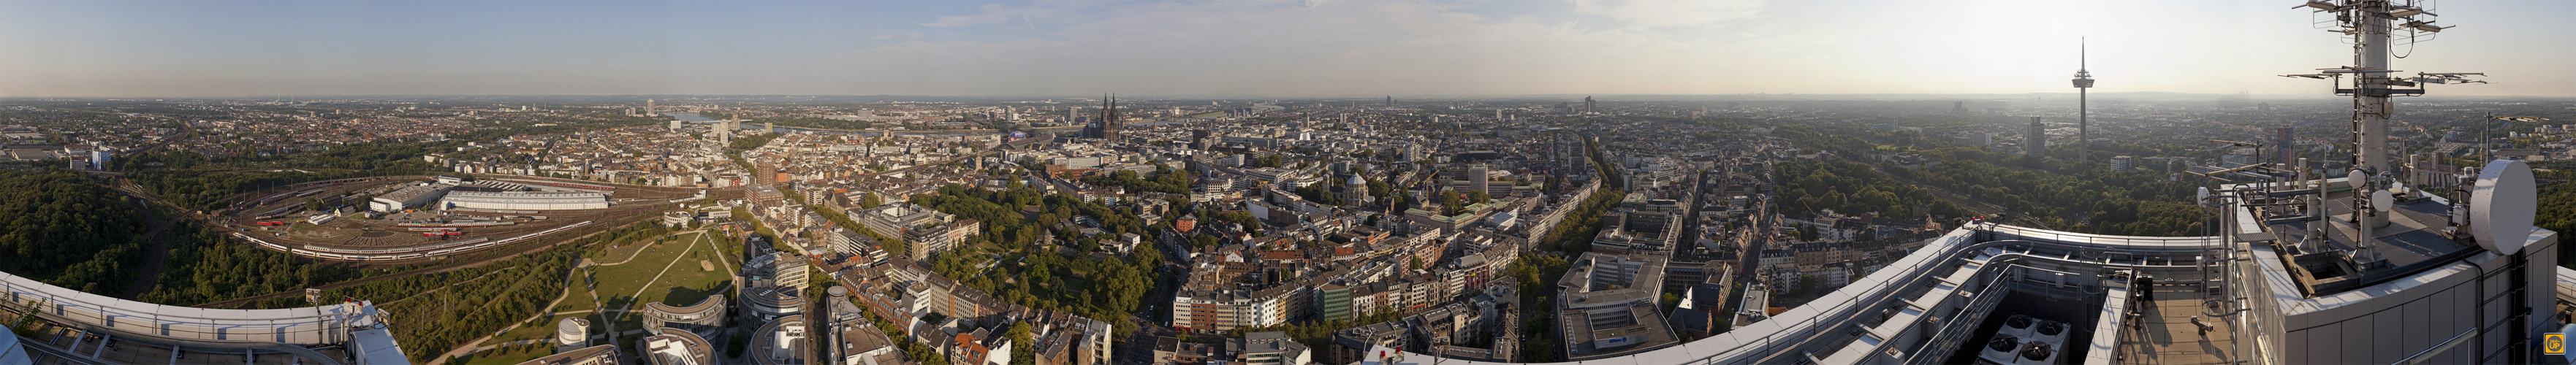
(2, 0), (2573, 98)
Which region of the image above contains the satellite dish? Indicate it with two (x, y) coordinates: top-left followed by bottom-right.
(2196, 187), (2211, 203)
(2371, 189), (2393, 212)
(2469, 160), (2537, 254)
(2563, 323), (2576, 364)
(2347, 170), (2366, 189)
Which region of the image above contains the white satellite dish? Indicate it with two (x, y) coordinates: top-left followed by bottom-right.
(2196, 187), (2210, 203)
(2469, 160), (2537, 254)
(2347, 170), (2366, 189)
(2371, 189), (2393, 212)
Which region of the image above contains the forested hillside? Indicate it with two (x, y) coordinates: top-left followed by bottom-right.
(0, 169), (144, 295)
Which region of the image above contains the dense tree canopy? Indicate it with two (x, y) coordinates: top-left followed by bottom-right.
(0, 169), (144, 295)
(908, 185), (1168, 337)
(1079, 167), (1193, 195)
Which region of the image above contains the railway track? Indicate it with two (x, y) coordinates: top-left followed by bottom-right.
(192, 212), (656, 308)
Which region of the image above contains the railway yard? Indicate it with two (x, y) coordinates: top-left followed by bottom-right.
(221, 175), (732, 264)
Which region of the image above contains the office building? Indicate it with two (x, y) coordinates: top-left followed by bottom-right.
(2024, 117), (2045, 159)
(854, 202), (982, 261)
(1228, 331), (1312, 365)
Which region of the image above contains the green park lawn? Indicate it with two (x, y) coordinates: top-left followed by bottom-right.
(588, 232), (734, 311)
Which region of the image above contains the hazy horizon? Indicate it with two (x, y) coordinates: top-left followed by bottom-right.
(4, 0), (2572, 98)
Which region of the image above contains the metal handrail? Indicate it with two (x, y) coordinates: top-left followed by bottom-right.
(0, 274), (373, 345)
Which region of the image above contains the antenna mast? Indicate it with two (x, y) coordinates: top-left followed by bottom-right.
(2279, 0), (2488, 290)
(2284, 0), (2479, 174)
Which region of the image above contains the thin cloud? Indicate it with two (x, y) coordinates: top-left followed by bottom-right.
(1571, 0), (1766, 28)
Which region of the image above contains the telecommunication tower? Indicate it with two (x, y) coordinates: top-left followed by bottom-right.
(2281, 0), (2482, 174)
(2072, 39), (2094, 161)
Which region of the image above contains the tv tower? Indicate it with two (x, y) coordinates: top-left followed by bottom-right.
(2284, 0), (2480, 174)
(2072, 39), (2094, 161)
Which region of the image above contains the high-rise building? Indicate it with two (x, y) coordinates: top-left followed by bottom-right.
(2025, 117), (2045, 159)
(1582, 96), (1597, 114)
(2274, 127), (2294, 164)
(1466, 164), (1489, 196)
(1955, 131), (1991, 146)
(1953, 101), (1968, 115)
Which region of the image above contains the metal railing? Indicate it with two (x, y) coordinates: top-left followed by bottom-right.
(0, 272), (376, 345)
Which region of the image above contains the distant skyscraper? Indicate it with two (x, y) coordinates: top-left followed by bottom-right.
(2275, 128), (2294, 164)
(646, 99), (655, 115)
(1583, 96), (1597, 115)
(2026, 117), (2046, 159)
(1385, 96), (1394, 106)
(1953, 101), (1968, 115)
(1467, 164), (1489, 196)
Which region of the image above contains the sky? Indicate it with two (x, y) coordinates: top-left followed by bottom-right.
(0, 0), (2570, 98)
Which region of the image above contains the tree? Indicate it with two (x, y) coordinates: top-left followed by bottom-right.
(1027, 261), (1053, 286)
(1468, 190), (1491, 204)
(1440, 189), (1463, 215)
(862, 192), (884, 209)
(1008, 322), (1035, 365)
